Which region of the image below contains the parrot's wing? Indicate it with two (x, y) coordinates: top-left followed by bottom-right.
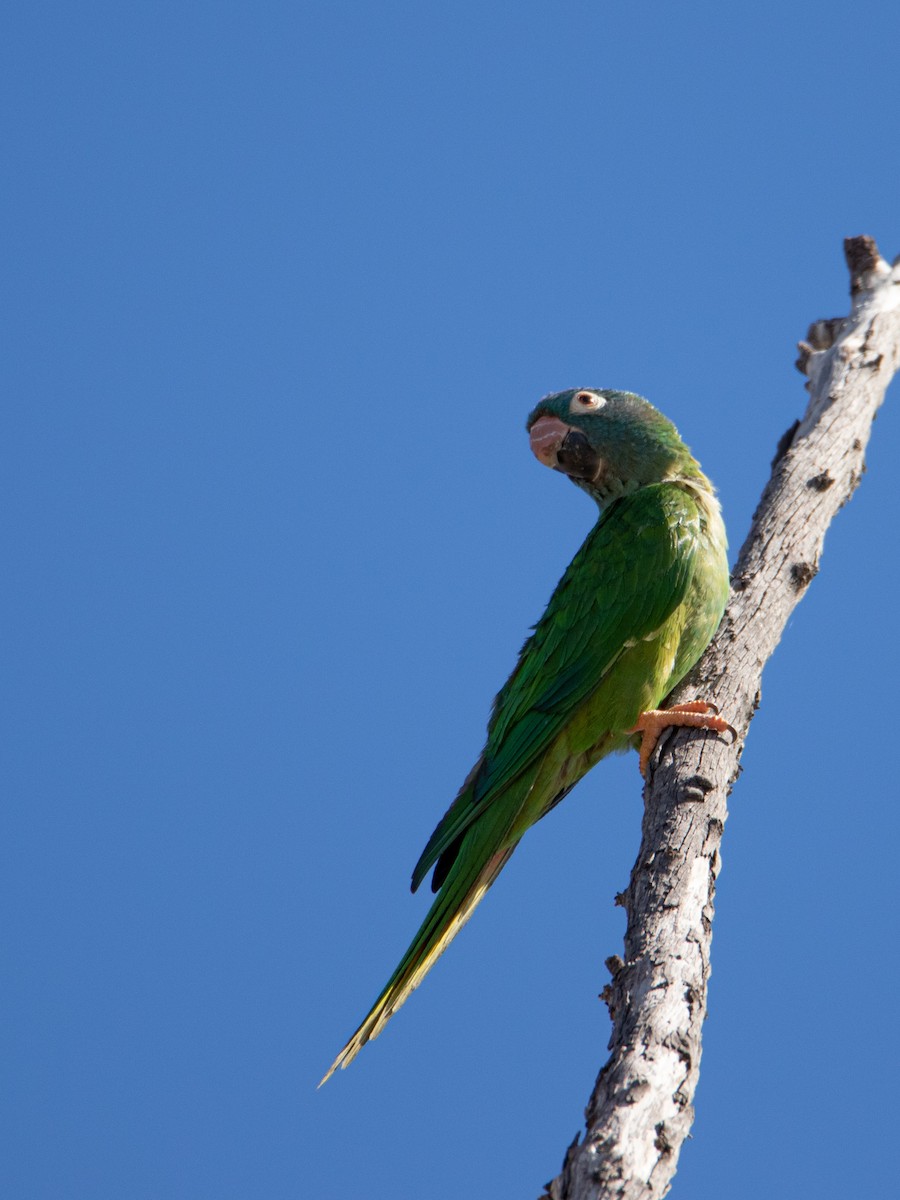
(485, 483), (701, 776)
(412, 483), (702, 891)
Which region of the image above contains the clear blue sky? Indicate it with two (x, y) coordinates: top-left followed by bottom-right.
(3, 3), (899, 1197)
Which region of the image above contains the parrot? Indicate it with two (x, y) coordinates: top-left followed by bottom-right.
(321, 388), (730, 1084)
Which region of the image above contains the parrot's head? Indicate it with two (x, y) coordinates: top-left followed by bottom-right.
(526, 389), (702, 505)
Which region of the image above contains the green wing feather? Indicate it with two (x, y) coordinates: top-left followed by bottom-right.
(411, 483), (702, 891)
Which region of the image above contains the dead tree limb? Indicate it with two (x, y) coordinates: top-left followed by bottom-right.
(544, 236), (900, 1200)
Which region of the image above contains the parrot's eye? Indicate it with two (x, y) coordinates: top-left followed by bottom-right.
(570, 391), (605, 413)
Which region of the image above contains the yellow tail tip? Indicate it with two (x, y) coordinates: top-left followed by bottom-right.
(318, 847), (513, 1088)
(318, 1038), (364, 1088)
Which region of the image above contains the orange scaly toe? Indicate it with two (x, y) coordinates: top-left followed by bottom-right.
(629, 701), (734, 777)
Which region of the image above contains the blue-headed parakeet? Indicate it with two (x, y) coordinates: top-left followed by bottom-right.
(321, 389), (730, 1083)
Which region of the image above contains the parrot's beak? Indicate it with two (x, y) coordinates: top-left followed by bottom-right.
(529, 415), (570, 465)
(529, 415), (602, 482)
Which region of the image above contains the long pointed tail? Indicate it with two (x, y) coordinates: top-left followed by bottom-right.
(319, 842), (515, 1085)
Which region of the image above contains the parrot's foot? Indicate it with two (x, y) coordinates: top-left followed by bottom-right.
(629, 701), (734, 777)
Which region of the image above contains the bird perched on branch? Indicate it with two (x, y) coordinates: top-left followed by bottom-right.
(321, 388), (730, 1084)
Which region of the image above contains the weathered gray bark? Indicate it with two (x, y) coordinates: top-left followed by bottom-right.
(543, 237), (900, 1200)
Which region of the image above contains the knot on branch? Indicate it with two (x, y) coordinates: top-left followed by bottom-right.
(845, 234), (885, 293)
(771, 420), (800, 466)
(600, 955), (627, 1018)
(806, 470), (835, 491)
(796, 236), (897, 392)
(790, 561), (818, 591)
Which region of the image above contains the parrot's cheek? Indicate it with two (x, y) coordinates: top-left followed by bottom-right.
(555, 429), (603, 482)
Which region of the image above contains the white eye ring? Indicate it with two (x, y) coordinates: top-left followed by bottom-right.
(570, 390), (605, 412)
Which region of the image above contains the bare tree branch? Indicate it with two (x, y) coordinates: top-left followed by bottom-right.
(543, 236), (900, 1200)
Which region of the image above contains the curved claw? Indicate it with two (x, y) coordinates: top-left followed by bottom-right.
(629, 700), (734, 777)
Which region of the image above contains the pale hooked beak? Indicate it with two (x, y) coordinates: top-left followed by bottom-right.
(529, 415), (571, 466)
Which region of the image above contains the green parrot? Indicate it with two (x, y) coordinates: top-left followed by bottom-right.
(321, 388), (730, 1084)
